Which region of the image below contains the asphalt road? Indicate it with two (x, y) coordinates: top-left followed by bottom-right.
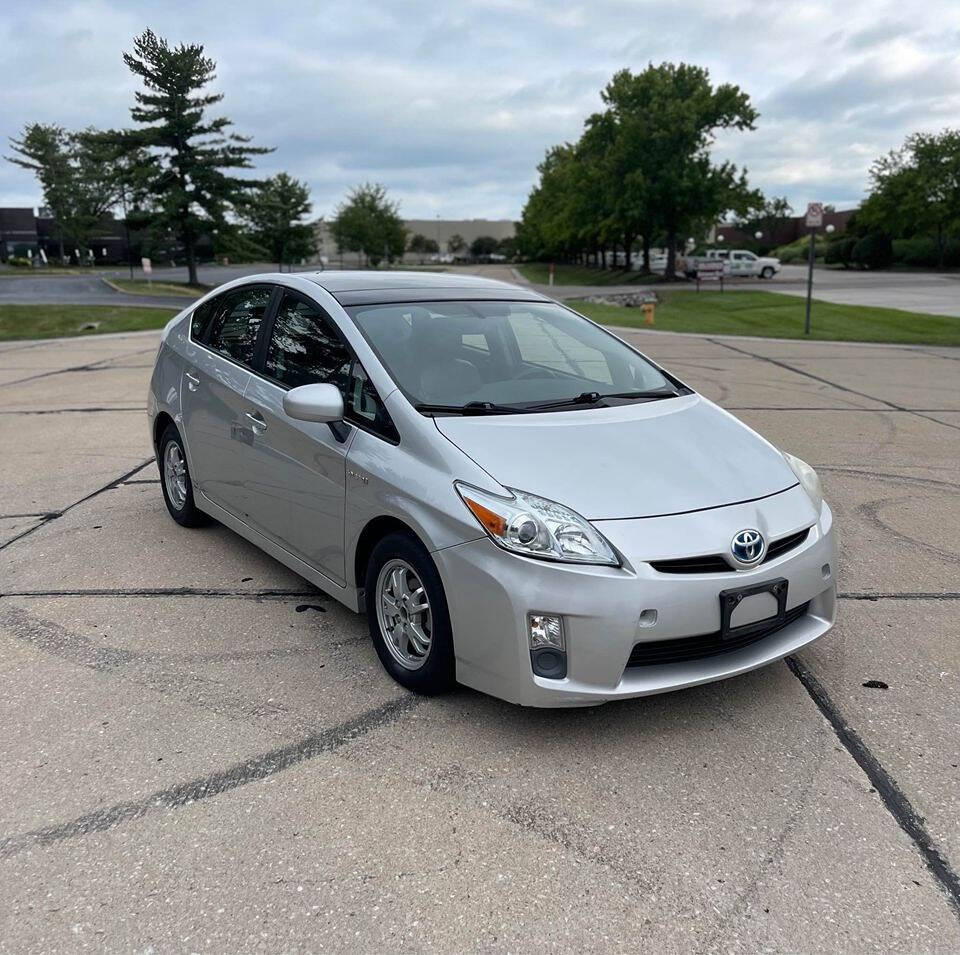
(4, 262), (960, 318)
(1, 328), (959, 951)
(506, 264), (960, 316)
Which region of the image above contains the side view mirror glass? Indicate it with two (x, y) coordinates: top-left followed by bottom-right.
(283, 383), (344, 423)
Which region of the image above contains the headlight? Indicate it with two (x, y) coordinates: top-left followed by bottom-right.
(455, 483), (619, 566)
(782, 451), (823, 512)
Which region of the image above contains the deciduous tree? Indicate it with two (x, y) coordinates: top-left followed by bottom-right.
(331, 183), (406, 266)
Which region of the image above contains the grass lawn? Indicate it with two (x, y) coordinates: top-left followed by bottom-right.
(570, 290), (960, 346)
(107, 278), (206, 297)
(517, 263), (666, 286)
(0, 304), (178, 341)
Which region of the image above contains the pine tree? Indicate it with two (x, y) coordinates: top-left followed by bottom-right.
(118, 29), (271, 284)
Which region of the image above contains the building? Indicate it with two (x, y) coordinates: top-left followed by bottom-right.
(313, 218), (515, 266)
(714, 209), (856, 249)
(0, 208), (39, 261)
(0, 207), (140, 265)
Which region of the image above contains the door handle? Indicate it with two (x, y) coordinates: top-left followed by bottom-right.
(245, 410), (268, 433)
(185, 371), (200, 392)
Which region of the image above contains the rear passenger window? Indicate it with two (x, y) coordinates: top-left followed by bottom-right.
(206, 287), (273, 366)
(264, 293), (351, 391)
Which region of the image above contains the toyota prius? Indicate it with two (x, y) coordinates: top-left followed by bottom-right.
(148, 271), (836, 706)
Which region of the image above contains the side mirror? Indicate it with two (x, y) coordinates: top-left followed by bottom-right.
(283, 383), (344, 423)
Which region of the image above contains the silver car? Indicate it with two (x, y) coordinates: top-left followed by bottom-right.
(148, 271), (836, 707)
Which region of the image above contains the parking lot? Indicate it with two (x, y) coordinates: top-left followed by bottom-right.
(1, 326), (959, 951)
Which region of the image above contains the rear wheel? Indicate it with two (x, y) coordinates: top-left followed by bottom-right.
(158, 424), (208, 527)
(365, 532), (455, 694)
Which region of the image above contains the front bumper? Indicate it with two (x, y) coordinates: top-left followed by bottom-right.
(434, 485), (836, 707)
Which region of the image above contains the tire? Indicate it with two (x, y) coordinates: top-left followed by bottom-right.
(761, 266), (774, 279)
(158, 423), (208, 527)
(365, 532), (456, 695)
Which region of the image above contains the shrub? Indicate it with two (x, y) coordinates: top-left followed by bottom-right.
(824, 236), (856, 268)
(852, 234), (894, 270)
(7, 256), (32, 268)
(892, 236), (960, 268)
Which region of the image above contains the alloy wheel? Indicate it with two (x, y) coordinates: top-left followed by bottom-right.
(375, 559), (433, 670)
(163, 441), (188, 510)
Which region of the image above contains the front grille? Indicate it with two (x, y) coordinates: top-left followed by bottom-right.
(649, 528), (810, 575)
(626, 601), (810, 668)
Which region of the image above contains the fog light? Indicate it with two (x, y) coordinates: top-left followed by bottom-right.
(528, 613), (566, 680)
(528, 613), (565, 650)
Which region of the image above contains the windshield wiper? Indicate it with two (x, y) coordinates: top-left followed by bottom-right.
(526, 387), (680, 411)
(415, 401), (527, 416)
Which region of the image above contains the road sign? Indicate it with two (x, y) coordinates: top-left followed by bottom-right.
(805, 202), (824, 229)
(141, 257), (152, 275)
(695, 259), (725, 291)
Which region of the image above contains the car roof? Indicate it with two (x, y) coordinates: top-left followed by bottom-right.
(299, 270), (549, 306)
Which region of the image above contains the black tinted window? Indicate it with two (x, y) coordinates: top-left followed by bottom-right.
(265, 294), (351, 391)
(346, 363), (399, 442)
(190, 298), (215, 340)
(207, 287), (273, 366)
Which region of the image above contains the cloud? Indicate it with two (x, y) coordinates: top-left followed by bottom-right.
(2, 0), (959, 218)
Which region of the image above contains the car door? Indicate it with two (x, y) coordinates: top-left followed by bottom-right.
(241, 290), (357, 584)
(180, 285), (277, 518)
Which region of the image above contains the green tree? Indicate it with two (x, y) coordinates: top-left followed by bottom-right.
(408, 233), (440, 259)
(447, 233), (466, 255)
(861, 130), (960, 268)
(331, 183), (406, 266)
(7, 124), (122, 262)
(242, 172), (315, 270)
(612, 64), (758, 277)
(110, 29), (271, 284)
(470, 235), (499, 258)
(518, 64), (758, 276)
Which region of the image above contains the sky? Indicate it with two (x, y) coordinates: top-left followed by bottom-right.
(3, 0), (960, 222)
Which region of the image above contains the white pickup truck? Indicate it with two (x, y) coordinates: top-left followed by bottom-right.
(694, 248), (781, 279)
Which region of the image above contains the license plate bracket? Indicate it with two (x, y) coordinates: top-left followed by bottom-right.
(719, 577), (788, 640)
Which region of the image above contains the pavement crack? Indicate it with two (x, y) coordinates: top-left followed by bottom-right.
(0, 457), (154, 553)
(0, 587), (324, 600)
(708, 338), (960, 434)
(0, 695), (422, 859)
(786, 655), (960, 922)
(838, 592), (960, 601)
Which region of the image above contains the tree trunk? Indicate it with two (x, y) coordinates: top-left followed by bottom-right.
(623, 233), (634, 271)
(937, 223), (945, 270)
(642, 233), (651, 273)
(185, 233), (198, 286)
(600, 247), (606, 269)
(665, 229), (677, 281)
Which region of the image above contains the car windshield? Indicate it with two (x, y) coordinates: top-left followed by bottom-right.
(346, 300), (678, 413)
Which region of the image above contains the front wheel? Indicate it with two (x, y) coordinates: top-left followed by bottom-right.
(761, 266), (774, 279)
(365, 532), (456, 695)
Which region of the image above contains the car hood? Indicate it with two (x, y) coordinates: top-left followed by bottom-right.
(434, 394), (798, 520)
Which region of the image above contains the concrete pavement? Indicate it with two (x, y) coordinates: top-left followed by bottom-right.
(1, 326), (958, 951)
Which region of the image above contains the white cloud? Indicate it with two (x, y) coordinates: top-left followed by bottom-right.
(2, 0), (959, 218)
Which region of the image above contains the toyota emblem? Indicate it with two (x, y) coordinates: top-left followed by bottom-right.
(731, 528), (765, 565)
